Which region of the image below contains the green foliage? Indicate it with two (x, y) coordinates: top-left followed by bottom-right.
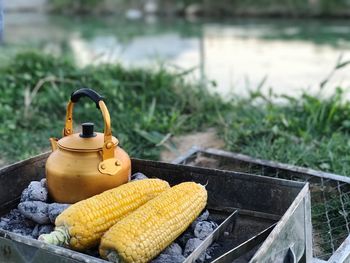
(0, 51), (228, 162)
(222, 88), (350, 175)
(49, 0), (102, 14)
(47, 0), (350, 17)
(2, 51), (350, 180)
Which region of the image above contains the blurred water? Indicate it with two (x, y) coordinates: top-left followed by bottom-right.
(0, 0), (3, 43)
(2, 13), (350, 98)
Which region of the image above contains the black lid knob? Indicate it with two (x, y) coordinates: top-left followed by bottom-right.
(80, 123), (96, 138)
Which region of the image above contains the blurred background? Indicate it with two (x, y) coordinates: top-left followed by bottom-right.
(2, 0), (350, 98)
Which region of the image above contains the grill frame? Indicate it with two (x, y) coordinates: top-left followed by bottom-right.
(0, 152), (311, 262)
(172, 146), (350, 262)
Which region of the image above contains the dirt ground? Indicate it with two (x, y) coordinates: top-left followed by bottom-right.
(160, 128), (225, 162)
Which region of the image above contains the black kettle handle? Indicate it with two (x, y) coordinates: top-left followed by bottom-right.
(71, 88), (104, 109)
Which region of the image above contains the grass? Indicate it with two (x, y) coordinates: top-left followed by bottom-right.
(0, 51), (229, 162)
(222, 88), (350, 175)
(1, 51), (350, 179)
(47, 0), (350, 17)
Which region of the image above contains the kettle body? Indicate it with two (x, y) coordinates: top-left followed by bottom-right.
(46, 144), (131, 203)
(45, 88), (131, 203)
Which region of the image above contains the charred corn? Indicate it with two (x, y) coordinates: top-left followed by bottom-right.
(38, 179), (170, 250)
(99, 182), (207, 263)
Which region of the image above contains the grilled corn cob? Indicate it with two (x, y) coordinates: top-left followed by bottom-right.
(99, 182), (207, 263)
(38, 179), (170, 251)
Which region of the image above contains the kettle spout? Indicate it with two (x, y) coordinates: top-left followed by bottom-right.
(49, 138), (58, 151)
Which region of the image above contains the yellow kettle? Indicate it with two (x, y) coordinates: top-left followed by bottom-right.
(46, 88), (131, 203)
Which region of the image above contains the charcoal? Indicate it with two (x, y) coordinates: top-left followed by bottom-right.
(21, 181), (48, 202)
(194, 221), (218, 240)
(0, 209), (35, 228)
(191, 210), (209, 229)
(0, 209), (23, 224)
(183, 238), (204, 261)
(31, 224), (40, 238)
(0, 218), (8, 229)
(205, 242), (221, 260)
(32, 224), (54, 239)
(131, 172), (148, 181)
(40, 178), (47, 188)
(151, 254), (186, 263)
(38, 224), (54, 235)
(0, 209), (35, 237)
(48, 203), (70, 223)
(177, 229), (194, 248)
(162, 243), (182, 256)
(20, 187), (30, 202)
(18, 201), (50, 224)
(12, 227), (33, 237)
(198, 210), (210, 221)
(85, 248), (100, 258)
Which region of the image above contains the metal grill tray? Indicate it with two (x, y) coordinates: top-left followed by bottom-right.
(183, 209), (277, 263)
(0, 153), (311, 263)
(173, 146), (350, 263)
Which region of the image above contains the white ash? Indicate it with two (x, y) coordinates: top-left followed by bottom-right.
(162, 243), (182, 256)
(205, 242), (221, 260)
(152, 243), (184, 263)
(191, 210), (209, 229)
(177, 210), (210, 248)
(40, 178), (47, 188)
(32, 224), (54, 239)
(18, 201), (50, 224)
(39, 224), (54, 235)
(131, 172), (148, 181)
(183, 238), (205, 261)
(151, 254), (186, 263)
(20, 181), (48, 202)
(0, 179), (70, 240)
(0, 209), (35, 237)
(197, 210), (210, 221)
(177, 229), (194, 248)
(48, 203), (70, 223)
(157, 210), (219, 263)
(20, 188), (29, 202)
(194, 221), (218, 240)
(11, 227), (33, 237)
(31, 224), (41, 238)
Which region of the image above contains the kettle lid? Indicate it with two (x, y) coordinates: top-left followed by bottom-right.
(58, 123), (118, 152)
